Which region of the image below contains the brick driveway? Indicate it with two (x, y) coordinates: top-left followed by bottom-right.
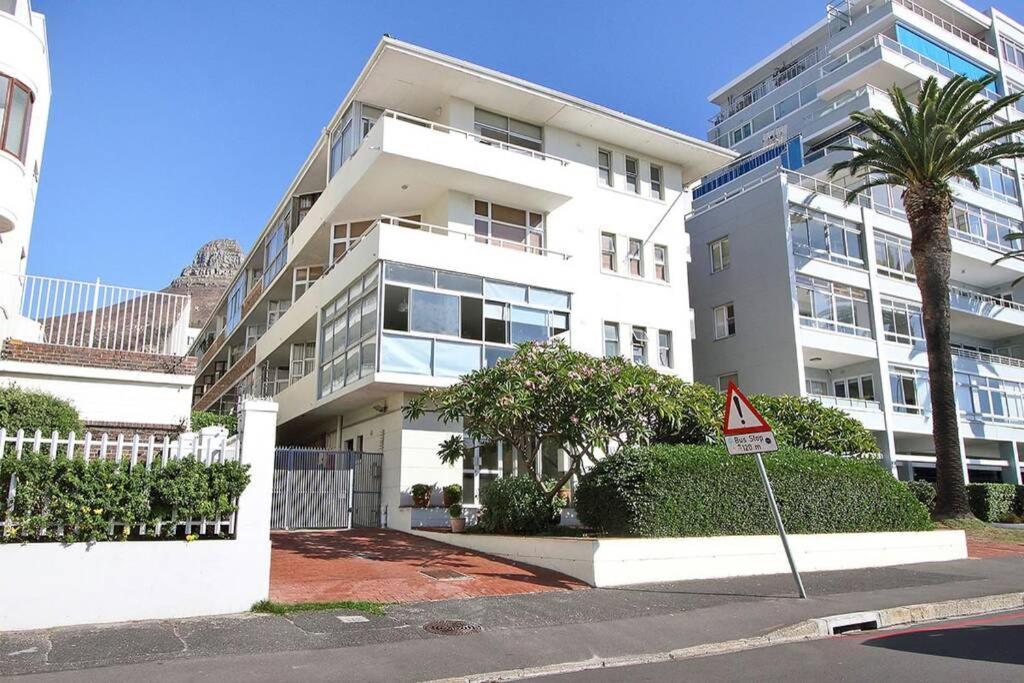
(967, 538), (1024, 558)
(270, 528), (587, 603)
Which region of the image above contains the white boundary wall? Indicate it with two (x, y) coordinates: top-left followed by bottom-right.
(411, 529), (968, 587)
(0, 400), (278, 631)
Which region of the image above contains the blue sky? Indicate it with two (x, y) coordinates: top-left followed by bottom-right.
(28, 0), (1024, 290)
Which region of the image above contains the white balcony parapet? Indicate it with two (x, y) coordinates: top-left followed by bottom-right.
(6, 273), (191, 356)
(381, 110), (571, 166)
(810, 393), (882, 411)
(688, 168), (871, 220)
(953, 346), (1024, 369)
(890, 0), (995, 57)
(949, 284), (1024, 314)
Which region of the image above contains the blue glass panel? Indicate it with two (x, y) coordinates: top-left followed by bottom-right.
(895, 24), (994, 89)
(510, 306), (549, 343)
(434, 340), (481, 377)
(381, 335), (432, 374)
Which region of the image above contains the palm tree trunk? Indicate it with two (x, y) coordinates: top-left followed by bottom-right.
(904, 190), (971, 518)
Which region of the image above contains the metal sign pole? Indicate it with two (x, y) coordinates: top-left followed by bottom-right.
(754, 453), (807, 600)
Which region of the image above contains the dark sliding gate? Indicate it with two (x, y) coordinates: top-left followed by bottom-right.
(271, 448), (383, 530)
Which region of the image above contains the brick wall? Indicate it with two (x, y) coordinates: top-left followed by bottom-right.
(83, 421), (183, 440)
(192, 346), (255, 412)
(242, 280), (263, 319)
(1, 340), (197, 375)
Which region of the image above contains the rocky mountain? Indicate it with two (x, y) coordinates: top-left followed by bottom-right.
(164, 239), (244, 328)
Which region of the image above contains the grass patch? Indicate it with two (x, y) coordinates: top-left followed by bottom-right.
(936, 518), (1024, 546)
(251, 599), (389, 616)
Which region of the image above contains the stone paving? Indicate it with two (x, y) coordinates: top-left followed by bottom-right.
(270, 528), (587, 603)
(967, 538), (1024, 559)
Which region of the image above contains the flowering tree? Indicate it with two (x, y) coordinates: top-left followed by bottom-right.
(403, 341), (687, 503)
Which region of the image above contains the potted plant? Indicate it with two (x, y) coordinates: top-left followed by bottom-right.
(411, 483), (433, 508)
(448, 504), (465, 533)
(442, 483), (462, 507)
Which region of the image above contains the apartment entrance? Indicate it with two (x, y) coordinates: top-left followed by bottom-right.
(271, 448), (383, 530)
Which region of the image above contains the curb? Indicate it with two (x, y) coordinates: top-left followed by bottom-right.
(426, 592), (1024, 682)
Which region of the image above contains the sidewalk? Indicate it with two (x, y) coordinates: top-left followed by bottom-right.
(2, 555), (1021, 681)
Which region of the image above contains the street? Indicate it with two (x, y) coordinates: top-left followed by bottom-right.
(543, 609), (1024, 682)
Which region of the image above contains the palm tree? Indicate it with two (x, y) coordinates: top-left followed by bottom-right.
(830, 75), (1024, 518)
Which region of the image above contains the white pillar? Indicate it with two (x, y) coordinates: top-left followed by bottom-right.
(1000, 441), (1023, 485)
(235, 399), (278, 604)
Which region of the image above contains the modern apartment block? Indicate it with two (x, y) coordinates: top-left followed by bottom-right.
(689, 0), (1024, 485)
(187, 37), (732, 527)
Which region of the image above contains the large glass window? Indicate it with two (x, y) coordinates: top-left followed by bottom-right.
(796, 275), (871, 337)
(263, 212), (289, 288)
(410, 290), (460, 336)
(714, 303), (735, 339)
(881, 298), (924, 346)
(318, 267), (379, 398)
(603, 322), (619, 357)
(956, 373), (1024, 424)
(890, 366), (925, 414)
(710, 237), (730, 273)
(330, 220), (375, 264)
(1003, 37), (1024, 70)
(0, 74), (32, 161)
(950, 200), (1022, 252)
(474, 109), (542, 151)
(290, 342), (316, 383)
(474, 200), (545, 253)
(658, 330), (672, 368)
(790, 208), (864, 268)
(631, 326), (648, 365)
(875, 232), (915, 281)
(225, 278), (245, 333)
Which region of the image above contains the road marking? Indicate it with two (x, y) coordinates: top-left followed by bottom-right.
(5, 648), (38, 657)
(336, 615), (369, 623)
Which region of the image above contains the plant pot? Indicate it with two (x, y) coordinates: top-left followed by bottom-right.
(442, 493), (459, 507)
(450, 517), (466, 533)
(413, 495), (430, 508)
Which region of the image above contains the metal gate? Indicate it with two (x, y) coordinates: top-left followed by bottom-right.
(271, 448), (383, 530)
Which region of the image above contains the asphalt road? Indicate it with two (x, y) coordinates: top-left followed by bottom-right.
(543, 609), (1024, 682)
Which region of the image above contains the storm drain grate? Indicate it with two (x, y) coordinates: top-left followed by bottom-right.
(423, 619), (483, 636)
(420, 568), (471, 581)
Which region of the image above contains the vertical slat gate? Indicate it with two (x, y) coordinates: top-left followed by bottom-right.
(270, 448), (381, 530)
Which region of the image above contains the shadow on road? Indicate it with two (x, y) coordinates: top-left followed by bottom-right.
(864, 625), (1024, 665)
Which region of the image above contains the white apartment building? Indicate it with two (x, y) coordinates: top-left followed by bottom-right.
(689, 0), (1024, 485)
(188, 37), (732, 527)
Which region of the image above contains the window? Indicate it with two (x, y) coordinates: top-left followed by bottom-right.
(881, 298), (924, 345)
(653, 245), (668, 281)
(960, 163), (1019, 203)
(292, 265), (323, 302)
(950, 200), (1022, 252)
(293, 192), (321, 230)
(225, 279), (245, 333)
(796, 275), (871, 337)
(474, 200), (545, 252)
(631, 326), (648, 365)
(890, 366), (925, 414)
(625, 156), (640, 193)
(875, 232), (915, 281)
(658, 330), (673, 367)
(650, 164), (663, 199)
(1002, 37), (1024, 70)
(319, 268), (379, 397)
(290, 342), (316, 383)
(603, 322), (619, 357)
(833, 375), (875, 401)
(956, 373), (1024, 424)
(628, 238), (644, 276)
(328, 102), (381, 178)
(330, 220), (374, 263)
(244, 324), (263, 351)
(714, 303), (735, 339)
(474, 109), (542, 151)
(718, 373), (738, 392)
(267, 300), (290, 327)
(806, 378), (829, 396)
(263, 212), (289, 287)
(598, 148), (612, 186)
(601, 232), (617, 271)
(0, 73), (32, 161)
(709, 237), (730, 273)
(790, 208), (864, 268)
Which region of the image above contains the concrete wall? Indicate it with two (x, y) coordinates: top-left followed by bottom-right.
(0, 400), (278, 631)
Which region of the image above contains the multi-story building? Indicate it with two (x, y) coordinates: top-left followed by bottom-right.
(187, 37), (732, 527)
(689, 0), (1024, 485)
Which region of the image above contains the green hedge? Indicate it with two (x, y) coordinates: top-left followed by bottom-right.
(966, 483), (1017, 522)
(189, 410), (237, 435)
(906, 481), (936, 514)
(575, 444), (931, 537)
(1017, 486), (1024, 517)
(477, 475), (565, 534)
(0, 450), (250, 543)
(0, 386), (83, 436)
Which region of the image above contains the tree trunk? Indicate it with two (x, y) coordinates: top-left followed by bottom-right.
(904, 189), (972, 518)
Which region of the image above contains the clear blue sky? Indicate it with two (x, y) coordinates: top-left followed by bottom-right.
(28, 0), (1024, 290)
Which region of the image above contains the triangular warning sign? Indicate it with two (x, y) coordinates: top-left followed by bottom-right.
(723, 382), (772, 435)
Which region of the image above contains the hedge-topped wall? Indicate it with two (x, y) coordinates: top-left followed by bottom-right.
(575, 445), (932, 537)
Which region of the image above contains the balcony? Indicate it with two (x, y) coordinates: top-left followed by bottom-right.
(952, 345), (1024, 370)
(809, 392), (885, 430)
(949, 285), (1024, 337)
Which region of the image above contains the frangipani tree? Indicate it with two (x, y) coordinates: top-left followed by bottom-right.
(830, 75), (1024, 517)
(403, 341), (688, 503)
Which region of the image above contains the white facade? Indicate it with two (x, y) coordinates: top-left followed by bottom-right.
(690, 0), (1024, 485)
(0, 0), (49, 339)
(188, 38), (733, 526)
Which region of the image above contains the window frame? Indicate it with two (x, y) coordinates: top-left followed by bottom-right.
(650, 164), (664, 200)
(713, 303), (735, 340)
(628, 238), (644, 277)
(600, 232), (617, 271)
(598, 148), (613, 186)
(631, 325), (648, 365)
(658, 329), (673, 368)
(603, 321), (620, 357)
(717, 372), (738, 392)
(0, 73), (33, 163)
(625, 156), (640, 194)
(709, 236), (730, 273)
(653, 244), (668, 281)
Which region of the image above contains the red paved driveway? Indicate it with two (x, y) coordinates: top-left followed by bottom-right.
(967, 538), (1024, 558)
(270, 528), (587, 603)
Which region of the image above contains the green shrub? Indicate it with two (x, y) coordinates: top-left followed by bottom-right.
(0, 450), (250, 543)
(442, 483), (462, 507)
(575, 444), (931, 537)
(189, 410), (237, 435)
(477, 475), (565, 534)
(966, 483), (1017, 522)
(1016, 486), (1024, 517)
(654, 382), (723, 445)
(0, 386), (83, 436)
(906, 481), (936, 514)
(448, 503), (463, 518)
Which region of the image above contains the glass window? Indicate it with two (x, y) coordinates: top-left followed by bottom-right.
(410, 290), (460, 337)
(714, 303), (735, 339)
(483, 280), (528, 303)
(385, 263), (435, 287)
(510, 306), (549, 343)
(437, 271), (482, 294)
(460, 297), (483, 341)
(474, 200), (545, 252)
(631, 326), (648, 365)
(718, 373), (738, 391)
(710, 237), (730, 273)
(650, 164), (663, 199)
(625, 157), (640, 193)
(603, 322), (619, 357)
(1, 77), (32, 160)
(381, 335), (432, 374)
(598, 148), (612, 186)
(529, 287), (569, 309)
(435, 340), (481, 377)
(658, 330), (672, 367)
(383, 285), (409, 331)
(601, 233), (617, 271)
(775, 92), (800, 119)
(628, 238), (644, 277)
(484, 302), (508, 343)
(474, 108), (542, 151)
(654, 245), (668, 281)
(485, 345), (514, 367)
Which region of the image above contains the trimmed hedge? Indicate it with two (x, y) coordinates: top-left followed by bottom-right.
(0, 386), (83, 436)
(575, 444), (931, 537)
(477, 475), (564, 534)
(189, 410), (237, 435)
(906, 481), (936, 514)
(0, 449), (250, 543)
(966, 483), (1017, 522)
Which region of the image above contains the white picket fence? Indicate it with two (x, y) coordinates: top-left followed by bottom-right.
(1, 427), (240, 540)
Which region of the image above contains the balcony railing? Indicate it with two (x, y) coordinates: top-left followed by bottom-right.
(803, 134), (868, 164)
(799, 316), (873, 338)
(952, 346), (1024, 369)
(8, 273), (191, 356)
(949, 285), (1024, 314)
(785, 170), (872, 208)
(810, 393), (882, 411)
(890, 0), (996, 57)
(709, 46), (826, 126)
(381, 110), (571, 166)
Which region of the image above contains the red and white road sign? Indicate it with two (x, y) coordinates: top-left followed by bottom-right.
(723, 382), (778, 455)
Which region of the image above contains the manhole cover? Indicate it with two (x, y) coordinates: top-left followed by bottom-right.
(420, 568), (470, 581)
(423, 619), (483, 635)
